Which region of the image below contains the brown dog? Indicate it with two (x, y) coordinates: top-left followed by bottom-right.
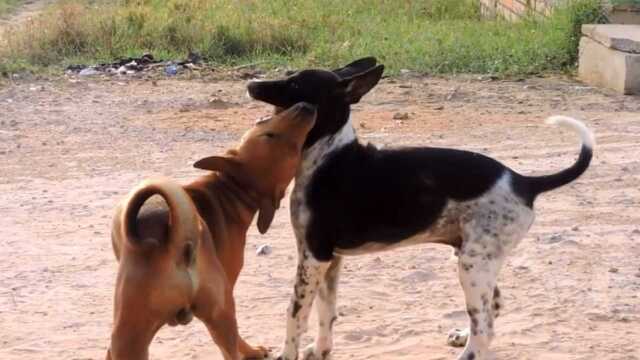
(107, 102), (316, 360)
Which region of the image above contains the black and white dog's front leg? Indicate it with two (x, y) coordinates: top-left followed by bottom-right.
(302, 256), (342, 360)
(277, 249), (331, 360)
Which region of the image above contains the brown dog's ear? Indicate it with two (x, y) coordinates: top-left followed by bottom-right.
(194, 155), (243, 175)
(339, 64), (384, 104)
(332, 57), (378, 79)
(257, 195), (281, 234)
(194, 155), (256, 187)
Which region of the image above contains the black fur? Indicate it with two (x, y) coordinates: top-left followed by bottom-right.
(248, 57), (593, 262)
(332, 57), (378, 78)
(247, 58), (382, 149)
(512, 144), (593, 206)
(305, 141), (508, 261)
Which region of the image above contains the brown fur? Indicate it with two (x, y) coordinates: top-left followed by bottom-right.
(106, 103), (316, 360)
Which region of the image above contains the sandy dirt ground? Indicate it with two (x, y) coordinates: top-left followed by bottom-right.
(1, 71), (639, 360)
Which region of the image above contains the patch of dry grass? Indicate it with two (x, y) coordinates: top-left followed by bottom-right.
(0, 0), (606, 76)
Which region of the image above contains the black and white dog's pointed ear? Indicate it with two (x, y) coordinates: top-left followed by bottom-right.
(332, 57), (378, 79)
(338, 64), (384, 104)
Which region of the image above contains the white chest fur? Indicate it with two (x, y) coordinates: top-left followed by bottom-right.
(290, 117), (357, 240)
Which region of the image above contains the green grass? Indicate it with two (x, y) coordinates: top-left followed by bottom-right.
(0, 0), (607, 77)
(0, 0), (23, 16)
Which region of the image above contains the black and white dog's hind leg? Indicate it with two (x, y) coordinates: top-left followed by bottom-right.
(455, 242), (504, 360)
(278, 248), (332, 360)
(450, 173), (535, 360)
(448, 286), (504, 348)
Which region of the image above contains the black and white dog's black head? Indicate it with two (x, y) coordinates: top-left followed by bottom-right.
(247, 57), (384, 148)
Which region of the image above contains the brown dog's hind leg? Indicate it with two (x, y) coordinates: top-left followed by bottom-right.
(238, 338), (269, 359)
(195, 284), (243, 360)
(216, 250), (269, 359)
(202, 309), (241, 360)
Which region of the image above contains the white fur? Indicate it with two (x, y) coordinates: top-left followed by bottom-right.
(279, 253), (331, 360)
(444, 173), (534, 360)
(290, 117), (357, 242)
(299, 116), (356, 177)
(545, 116), (595, 149)
(280, 114), (587, 360)
(279, 119), (357, 360)
(284, 169), (537, 360)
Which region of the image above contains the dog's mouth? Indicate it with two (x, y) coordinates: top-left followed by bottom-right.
(246, 80), (265, 100)
(167, 307), (194, 327)
(247, 80), (290, 108)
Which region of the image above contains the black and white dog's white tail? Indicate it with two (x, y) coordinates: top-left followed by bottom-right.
(515, 116), (595, 206)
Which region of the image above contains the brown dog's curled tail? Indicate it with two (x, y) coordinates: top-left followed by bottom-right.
(122, 177), (200, 250)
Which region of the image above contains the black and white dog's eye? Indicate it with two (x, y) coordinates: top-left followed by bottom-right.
(290, 82), (299, 89)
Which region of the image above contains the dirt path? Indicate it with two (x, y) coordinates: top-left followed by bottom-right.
(0, 0), (55, 40)
(0, 74), (639, 360)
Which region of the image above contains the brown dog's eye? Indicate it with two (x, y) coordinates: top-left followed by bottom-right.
(263, 132), (276, 138)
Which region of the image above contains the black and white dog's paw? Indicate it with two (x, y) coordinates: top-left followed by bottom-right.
(276, 348), (303, 360)
(302, 344), (332, 360)
(275, 354), (296, 360)
(275, 356), (294, 360)
(456, 349), (496, 360)
(447, 327), (469, 348)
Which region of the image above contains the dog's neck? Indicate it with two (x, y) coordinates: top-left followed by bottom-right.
(303, 102), (352, 149)
(296, 114), (357, 186)
(191, 173), (260, 232)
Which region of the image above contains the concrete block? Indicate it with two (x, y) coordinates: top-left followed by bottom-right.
(578, 36), (640, 95)
(607, 5), (640, 25)
(582, 24), (640, 53)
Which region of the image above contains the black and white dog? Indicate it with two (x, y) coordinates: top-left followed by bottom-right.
(248, 58), (594, 360)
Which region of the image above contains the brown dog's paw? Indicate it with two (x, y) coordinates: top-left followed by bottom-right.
(242, 345), (270, 359)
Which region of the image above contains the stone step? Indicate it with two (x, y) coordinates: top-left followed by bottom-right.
(582, 24), (640, 54)
(578, 36), (640, 95)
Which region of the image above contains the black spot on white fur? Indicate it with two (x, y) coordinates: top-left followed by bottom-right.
(292, 301), (302, 317)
